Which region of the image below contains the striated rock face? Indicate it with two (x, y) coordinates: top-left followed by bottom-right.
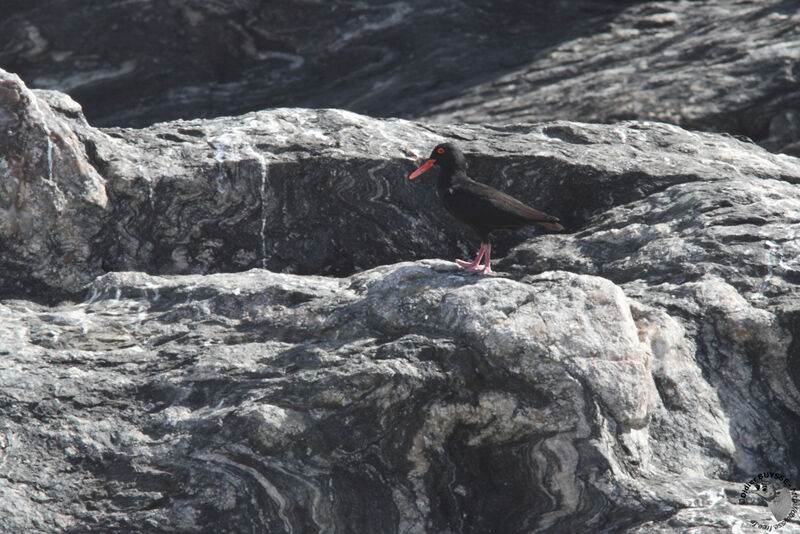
(3, 1), (800, 154)
(0, 71), (107, 295)
(2, 70), (800, 532)
(0, 265), (633, 531)
(427, 1), (800, 155)
(0, 0), (634, 128)
(7, 67), (800, 296)
(0, 264), (778, 532)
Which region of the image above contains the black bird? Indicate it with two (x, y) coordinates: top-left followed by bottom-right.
(409, 143), (563, 274)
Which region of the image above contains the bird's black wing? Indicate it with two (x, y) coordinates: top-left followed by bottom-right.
(444, 181), (563, 232)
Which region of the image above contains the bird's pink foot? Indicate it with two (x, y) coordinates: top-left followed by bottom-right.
(456, 258), (482, 271)
(455, 243), (491, 274)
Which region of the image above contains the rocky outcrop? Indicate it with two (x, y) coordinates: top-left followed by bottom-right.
(0, 72), (107, 296)
(0, 259), (794, 533)
(0, 264), (656, 532)
(3, 1), (800, 154)
(1, 68), (800, 532)
(7, 67), (800, 296)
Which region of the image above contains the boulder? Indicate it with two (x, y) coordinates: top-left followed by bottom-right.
(0, 0), (632, 128)
(6, 66), (800, 296)
(427, 2), (800, 155)
(0, 70), (107, 295)
(0, 264), (742, 532)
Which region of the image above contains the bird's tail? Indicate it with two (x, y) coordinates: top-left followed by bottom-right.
(537, 221), (565, 232)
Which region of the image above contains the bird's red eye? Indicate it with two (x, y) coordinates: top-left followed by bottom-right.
(437, 147), (445, 154)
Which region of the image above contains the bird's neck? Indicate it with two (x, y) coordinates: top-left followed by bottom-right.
(436, 163), (467, 193)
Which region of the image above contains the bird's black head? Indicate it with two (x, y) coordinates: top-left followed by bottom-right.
(409, 142), (466, 180)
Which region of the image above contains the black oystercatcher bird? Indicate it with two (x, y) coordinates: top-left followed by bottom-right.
(409, 143), (563, 274)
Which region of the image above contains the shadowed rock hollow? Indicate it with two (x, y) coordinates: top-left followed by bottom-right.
(1, 67), (800, 533)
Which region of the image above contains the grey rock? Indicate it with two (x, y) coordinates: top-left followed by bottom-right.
(0, 70), (107, 295)
(0, 264), (747, 532)
(1, 259), (797, 532)
(428, 1), (800, 155)
(7, 67), (800, 297)
(2, 70), (800, 532)
(0, 0), (633, 128)
(3, 1), (800, 154)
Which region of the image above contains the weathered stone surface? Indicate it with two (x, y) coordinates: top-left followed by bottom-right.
(0, 0), (634, 128)
(7, 67), (800, 296)
(2, 68), (800, 532)
(3, 1), (800, 154)
(0, 264), (751, 532)
(428, 1), (800, 155)
(0, 70), (107, 295)
(1, 257), (797, 531)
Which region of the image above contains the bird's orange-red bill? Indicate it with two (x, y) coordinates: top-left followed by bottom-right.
(409, 159), (435, 180)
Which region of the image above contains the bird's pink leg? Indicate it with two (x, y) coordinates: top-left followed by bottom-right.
(478, 243), (492, 275)
(456, 243), (487, 271)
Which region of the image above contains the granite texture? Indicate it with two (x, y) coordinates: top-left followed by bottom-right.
(3, 1), (800, 155)
(0, 0), (634, 128)
(1, 69), (800, 532)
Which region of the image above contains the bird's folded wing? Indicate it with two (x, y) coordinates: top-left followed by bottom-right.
(448, 183), (561, 226)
